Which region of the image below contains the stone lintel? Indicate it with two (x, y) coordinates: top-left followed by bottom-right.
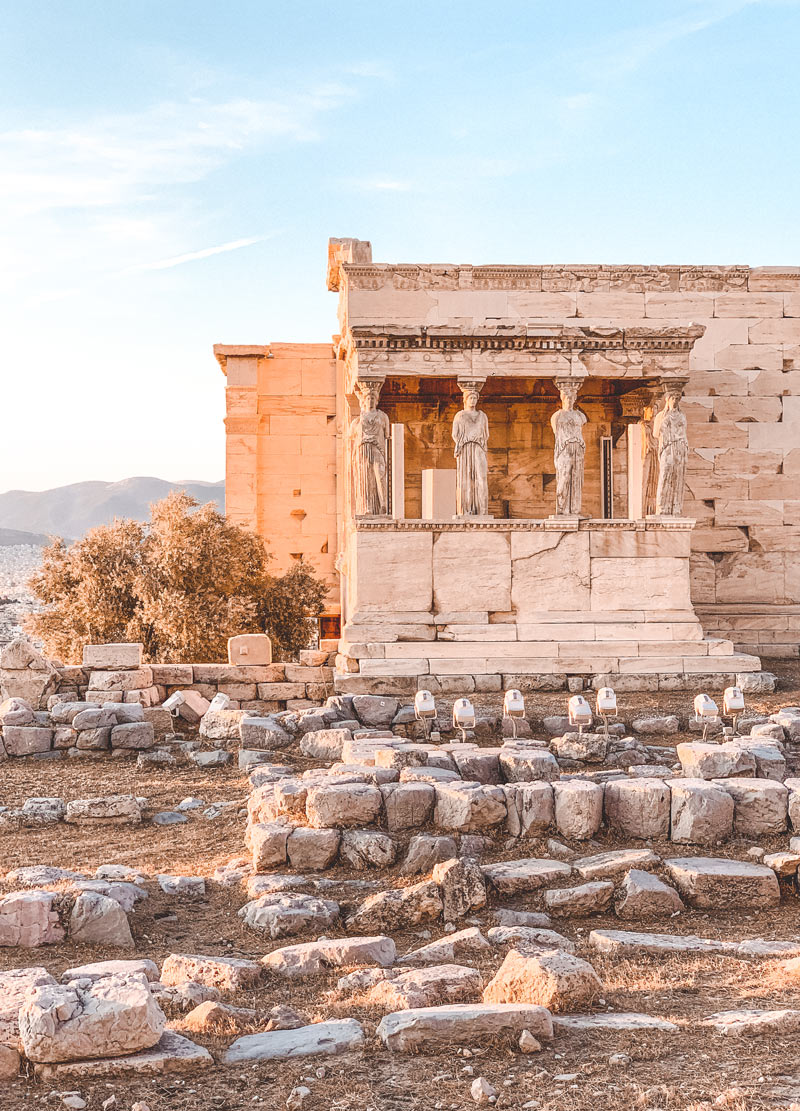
(214, 345), (270, 374)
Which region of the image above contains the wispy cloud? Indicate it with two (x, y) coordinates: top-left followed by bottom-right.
(122, 234), (270, 273)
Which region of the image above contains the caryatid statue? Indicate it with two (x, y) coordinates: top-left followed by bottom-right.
(350, 379), (389, 516)
(654, 380), (689, 516)
(452, 382), (489, 516)
(551, 378), (587, 516)
(641, 395), (660, 517)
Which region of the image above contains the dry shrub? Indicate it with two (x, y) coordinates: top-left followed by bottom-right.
(26, 491), (326, 663)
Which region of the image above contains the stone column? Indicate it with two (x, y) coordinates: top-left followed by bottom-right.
(550, 377), (587, 518)
(390, 423), (405, 519)
(350, 377), (390, 517)
(653, 378), (690, 517)
(453, 377), (490, 518)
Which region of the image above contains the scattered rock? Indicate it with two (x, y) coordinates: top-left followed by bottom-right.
(223, 1019), (365, 1063)
(483, 947), (601, 1012)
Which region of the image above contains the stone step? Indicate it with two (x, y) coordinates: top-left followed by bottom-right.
(357, 654), (760, 677)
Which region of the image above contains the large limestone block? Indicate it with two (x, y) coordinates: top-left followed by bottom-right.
(247, 821), (292, 871)
(573, 849), (660, 881)
(670, 779), (734, 845)
(712, 778), (788, 835)
(382, 783), (435, 831)
(2, 726), (53, 756)
(65, 795), (142, 825)
(305, 783), (382, 828)
(20, 974), (165, 1062)
(0, 967), (56, 1049)
(432, 858), (487, 920)
(550, 732), (608, 763)
(287, 827), (341, 871)
(300, 728), (351, 761)
(499, 748), (560, 782)
(433, 532), (511, 613)
(553, 781), (603, 840)
(376, 1003), (553, 1052)
(83, 644), (143, 670)
(69, 892), (134, 949)
(161, 954), (262, 992)
(483, 947), (601, 1012)
(0, 696), (34, 725)
(346, 880), (442, 931)
(664, 857), (780, 909)
(340, 830), (396, 870)
(88, 668), (153, 692)
(33, 1029), (212, 1080)
(604, 779), (670, 840)
(239, 893), (339, 938)
(262, 936), (396, 979)
(481, 859), (571, 896)
(591, 556), (692, 612)
(510, 532), (590, 616)
(544, 881), (614, 916)
(403, 927), (491, 966)
(503, 782), (554, 837)
(350, 531), (432, 614)
(365, 964), (483, 1010)
(785, 778), (800, 831)
(199, 707), (244, 741)
(676, 742), (756, 780)
(0, 891), (65, 946)
(223, 1019), (365, 1063)
(434, 781), (507, 832)
(616, 869), (684, 919)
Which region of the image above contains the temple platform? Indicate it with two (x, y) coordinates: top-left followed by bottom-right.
(334, 518), (762, 693)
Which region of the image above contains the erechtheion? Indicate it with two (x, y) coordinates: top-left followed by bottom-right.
(215, 239), (800, 694)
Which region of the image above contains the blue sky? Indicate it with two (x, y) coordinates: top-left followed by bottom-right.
(1, 0), (798, 490)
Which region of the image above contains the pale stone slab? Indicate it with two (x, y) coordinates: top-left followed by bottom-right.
(670, 779), (734, 845)
(553, 1012), (678, 1032)
(483, 947), (600, 1012)
(160, 954), (263, 992)
(573, 849), (660, 881)
(704, 1009), (800, 1035)
(589, 929), (738, 956)
(223, 1019), (365, 1062)
(544, 881), (614, 916)
(263, 936), (396, 978)
(0, 967), (56, 1049)
(481, 859), (572, 895)
(591, 557), (692, 612)
(664, 857), (780, 909)
(376, 1003), (553, 1051)
(33, 1030), (212, 1080)
(553, 781), (603, 840)
(364, 963), (483, 1009)
(712, 778), (788, 836)
(604, 778), (670, 840)
(433, 532), (511, 612)
(676, 742), (756, 780)
(83, 644), (143, 670)
(616, 870), (685, 919)
(510, 532), (590, 616)
(486, 926), (575, 953)
(349, 530), (433, 615)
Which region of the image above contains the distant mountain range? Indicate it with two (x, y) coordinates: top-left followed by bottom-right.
(0, 478), (225, 543)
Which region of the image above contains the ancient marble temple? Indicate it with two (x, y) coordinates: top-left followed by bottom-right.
(215, 238), (800, 693)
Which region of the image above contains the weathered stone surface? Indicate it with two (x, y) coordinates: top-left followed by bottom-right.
(88, 668), (153, 692)
(669, 778), (734, 845)
(616, 869), (685, 919)
(487, 927), (575, 953)
(432, 858), (487, 920)
(110, 722), (155, 750)
(0, 891), (65, 947)
(346, 880), (442, 931)
(306, 783), (382, 828)
(553, 1012), (678, 1032)
(340, 830), (397, 870)
(240, 716), (293, 750)
(590, 929), (738, 956)
(247, 820), (292, 871)
(382, 782), (435, 831)
(631, 714), (679, 735)
(551, 733), (608, 763)
(2, 725), (53, 755)
(0, 697), (34, 725)
(403, 927), (491, 966)
(157, 875), (205, 896)
(20, 974), (165, 1062)
(263, 936), (396, 978)
(183, 1000), (257, 1033)
(482, 859), (571, 895)
(503, 782), (554, 837)
(664, 857), (780, 909)
(676, 742), (756, 780)
(434, 781), (507, 831)
(402, 834), (457, 875)
(376, 1003), (553, 1051)
(161, 954), (262, 992)
(544, 881), (614, 916)
(240, 893), (339, 938)
(199, 707), (243, 741)
(69, 892), (134, 949)
(483, 947), (601, 1012)
(553, 781), (603, 840)
(0, 966), (56, 1049)
(773, 709), (800, 742)
(573, 849), (660, 881)
(352, 695), (399, 728)
(453, 748), (501, 784)
(604, 778), (670, 839)
(223, 1019), (365, 1062)
(83, 644), (143, 670)
(33, 1030), (212, 1079)
(763, 850), (800, 876)
(287, 827), (341, 871)
(300, 728), (351, 761)
(493, 909), (552, 928)
(0, 1044), (19, 1077)
(65, 796), (142, 824)
(704, 1009), (800, 1035)
(365, 964), (483, 1010)
(712, 778), (788, 835)
(499, 748), (560, 782)
(62, 960), (159, 983)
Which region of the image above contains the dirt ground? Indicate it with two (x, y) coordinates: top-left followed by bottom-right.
(2, 661), (800, 1111)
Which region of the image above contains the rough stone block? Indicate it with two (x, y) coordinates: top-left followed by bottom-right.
(483, 947), (601, 1012)
(604, 778), (670, 839)
(553, 781), (603, 840)
(664, 856), (780, 909)
(712, 778), (788, 835)
(670, 779), (734, 845)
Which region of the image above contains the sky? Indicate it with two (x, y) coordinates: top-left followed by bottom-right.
(1, 0), (798, 492)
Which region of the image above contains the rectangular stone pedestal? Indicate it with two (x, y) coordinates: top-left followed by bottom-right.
(336, 519), (762, 694)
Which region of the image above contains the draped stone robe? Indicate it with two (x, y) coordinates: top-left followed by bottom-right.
(452, 408), (489, 516)
(551, 407), (586, 516)
(351, 407), (389, 515)
(655, 407), (688, 516)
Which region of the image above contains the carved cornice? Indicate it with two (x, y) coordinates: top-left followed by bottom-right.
(354, 517), (695, 533)
(344, 323), (704, 360)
